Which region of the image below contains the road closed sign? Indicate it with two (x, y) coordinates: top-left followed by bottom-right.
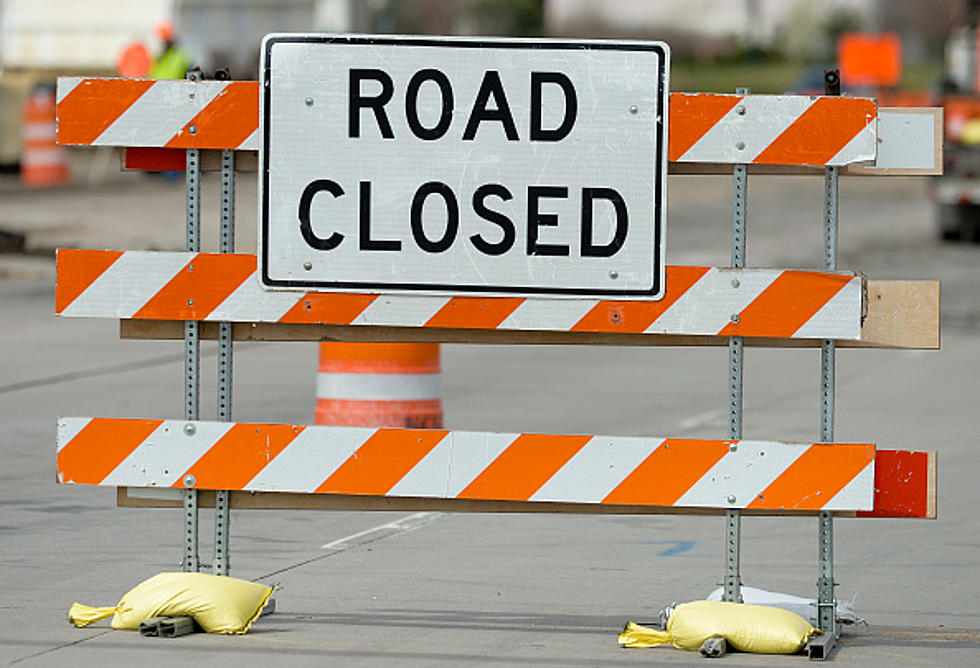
(260, 34), (669, 298)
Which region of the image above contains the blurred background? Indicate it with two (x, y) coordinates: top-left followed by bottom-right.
(0, 0), (965, 94)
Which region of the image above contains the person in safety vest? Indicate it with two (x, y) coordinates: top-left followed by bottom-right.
(150, 21), (191, 80)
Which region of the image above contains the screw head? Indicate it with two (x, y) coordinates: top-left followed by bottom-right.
(183, 474), (196, 488)
(729, 445), (738, 452)
(609, 270), (619, 279)
(303, 261), (313, 271)
(305, 97), (314, 106)
(188, 125), (197, 135)
(187, 299), (194, 306)
(731, 279), (740, 288)
(736, 105), (745, 115)
(727, 495), (737, 504)
(730, 313), (740, 323)
(183, 423), (196, 436)
(735, 141), (745, 150)
(629, 105), (638, 114)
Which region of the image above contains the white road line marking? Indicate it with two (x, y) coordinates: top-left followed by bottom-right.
(678, 407), (726, 431)
(320, 512), (445, 551)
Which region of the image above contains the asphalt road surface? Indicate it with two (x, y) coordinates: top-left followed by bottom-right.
(0, 157), (977, 665)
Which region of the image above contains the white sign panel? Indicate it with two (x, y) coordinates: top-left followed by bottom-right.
(260, 34), (669, 299)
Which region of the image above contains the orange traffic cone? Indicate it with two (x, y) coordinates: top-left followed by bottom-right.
(21, 84), (70, 187)
(315, 343), (443, 428)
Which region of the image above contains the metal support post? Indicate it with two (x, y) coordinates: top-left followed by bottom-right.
(183, 142), (201, 572)
(817, 164), (840, 639)
(723, 86), (749, 604)
(213, 148), (235, 576)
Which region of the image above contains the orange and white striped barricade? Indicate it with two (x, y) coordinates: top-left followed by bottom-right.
(54, 249), (936, 348)
(315, 342), (443, 428)
(22, 84), (70, 187)
(54, 54), (941, 659)
(56, 79), (942, 175)
(57, 417), (934, 519)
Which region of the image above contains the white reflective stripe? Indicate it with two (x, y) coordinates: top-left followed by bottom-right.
(101, 420), (234, 487)
(674, 441), (808, 509)
(56, 417), (92, 453)
(646, 268), (772, 335)
(500, 298), (597, 331)
(61, 251), (190, 318)
(94, 80), (227, 146)
(245, 426), (374, 492)
(208, 273), (302, 322)
(56, 77), (83, 104)
(317, 371), (441, 401)
(823, 461), (875, 511)
(22, 122), (57, 140)
(530, 437), (663, 503)
(353, 294), (449, 327)
(679, 96), (814, 163)
(21, 148), (67, 167)
(827, 120), (877, 165)
(388, 431), (513, 498)
(237, 127), (259, 150)
(793, 278), (862, 339)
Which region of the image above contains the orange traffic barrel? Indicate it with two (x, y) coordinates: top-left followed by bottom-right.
(315, 342), (443, 428)
(21, 84), (70, 187)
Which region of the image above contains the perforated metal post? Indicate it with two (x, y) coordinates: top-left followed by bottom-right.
(817, 164), (840, 638)
(182, 137), (201, 572)
(213, 148), (235, 576)
(722, 87), (750, 604)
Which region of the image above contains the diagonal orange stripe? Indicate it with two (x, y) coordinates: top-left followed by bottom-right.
(602, 439), (731, 506)
(315, 428), (449, 495)
(668, 93), (742, 161)
(457, 434), (592, 501)
(718, 271), (851, 338)
(55, 249), (124, 313)
(174, 423), (304, 489)
(424, 297), (525, 329)
(57, 79), (155, 145)
(747, 444), (874, 511)
(58, 418), (163, 484)
(279, 293), (377, 324)
(752, 97), (876, 166)
(571, 266), (711, 333)
(163, 82), (259, 149)
(132, 253), (256, 320)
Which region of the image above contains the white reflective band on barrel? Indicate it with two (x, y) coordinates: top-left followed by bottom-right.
(316, 372), (441, 401)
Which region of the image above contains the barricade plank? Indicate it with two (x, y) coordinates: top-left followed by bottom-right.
(116, 460), (935, 519)
(116, 302), (939, 349)
(57, 249), (864, 341)
(58, 417), (876, 512)
(62, 78), (939, 174)
(56, 78), (258, 150)
(62, 78), (948, 171)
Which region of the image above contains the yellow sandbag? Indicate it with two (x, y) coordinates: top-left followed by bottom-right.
(69, 572), (274, 634)
(618, 621), (672, 648)
(619, 600), (820, 654)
